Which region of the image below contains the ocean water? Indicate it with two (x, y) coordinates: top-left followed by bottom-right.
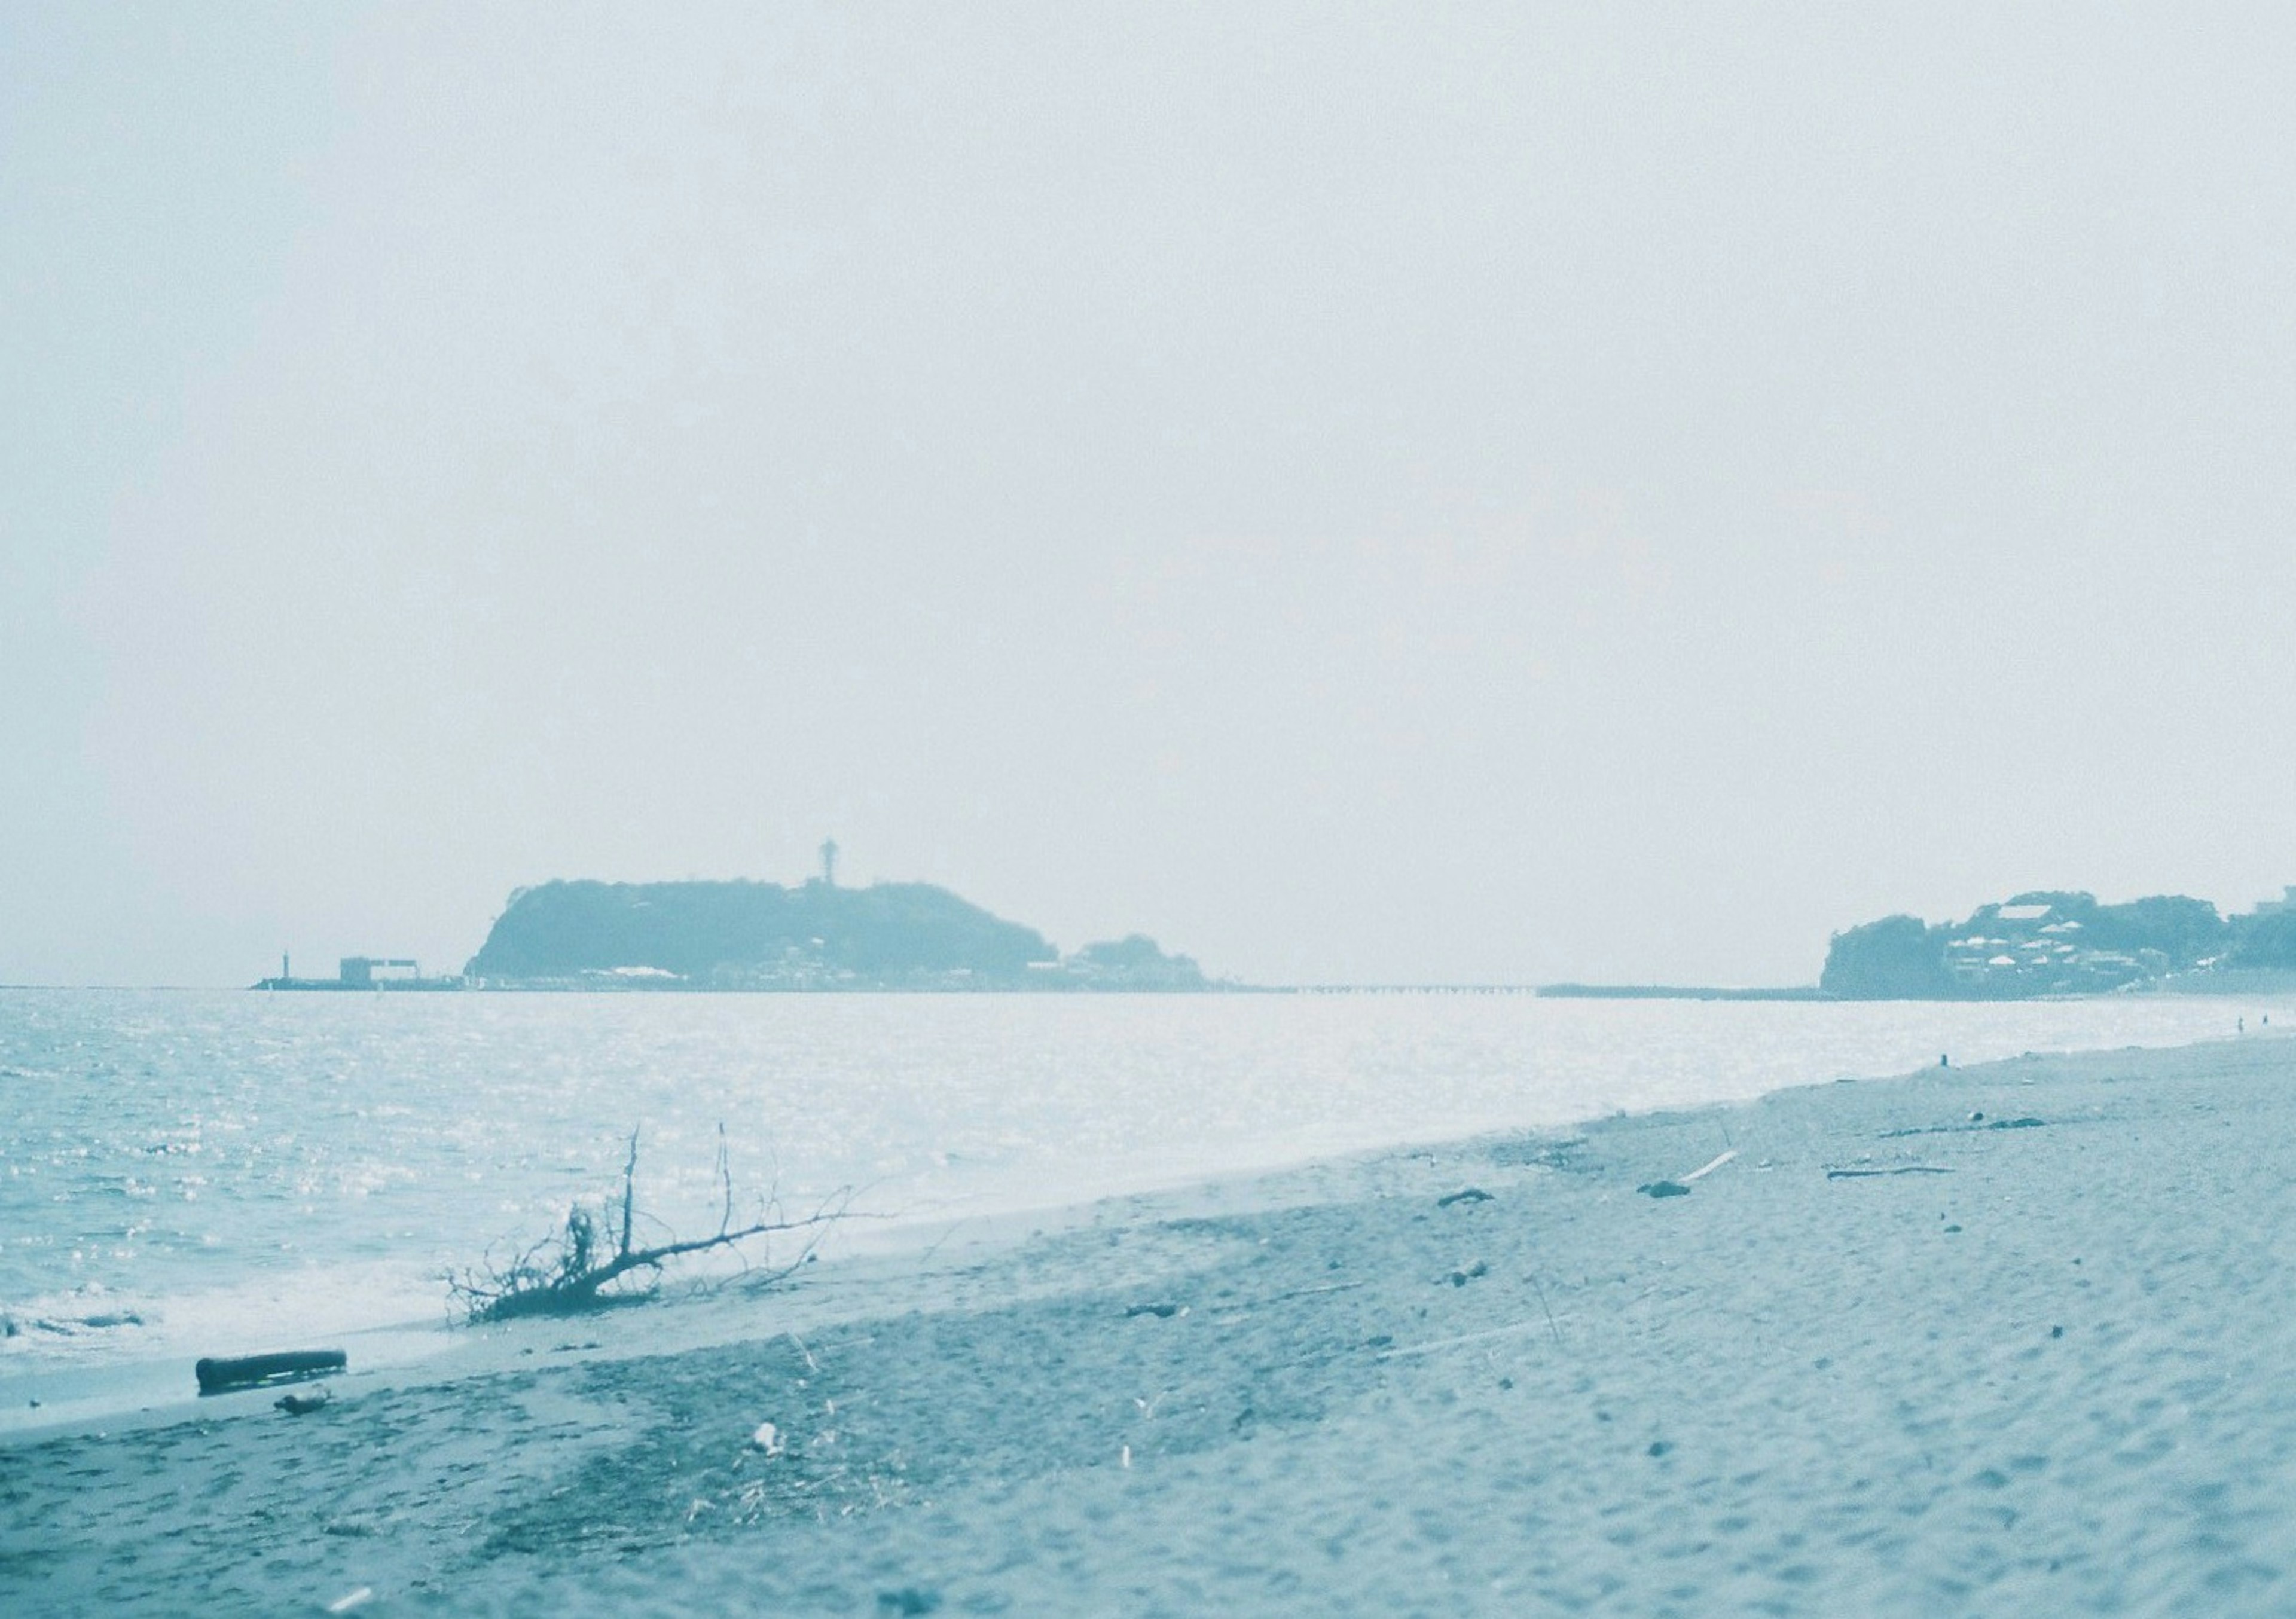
(0, 987), (2282, 1409)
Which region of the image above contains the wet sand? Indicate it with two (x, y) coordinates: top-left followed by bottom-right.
(7, 1033), (2296, 1615)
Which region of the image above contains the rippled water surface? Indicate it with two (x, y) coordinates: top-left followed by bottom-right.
(1, 987), (2282, 1391)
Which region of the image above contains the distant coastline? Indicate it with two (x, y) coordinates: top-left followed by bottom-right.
(252, 878), (2296, 1001)
(1534, 983), (1834, 1002)
(255, 876), (1221, 994)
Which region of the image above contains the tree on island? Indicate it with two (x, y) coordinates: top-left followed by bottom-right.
(1818, 914), (1954, 998)
(463, 878), (1058, 985)
(2231, 908), (2296, 969)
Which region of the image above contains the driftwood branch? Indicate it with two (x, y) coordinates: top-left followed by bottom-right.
(447, 1127), (850, 1323)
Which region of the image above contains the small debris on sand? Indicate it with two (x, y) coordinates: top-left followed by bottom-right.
(1638, 1151), (1734, 1199)
(195, 1348), (347, 1395)
(1884, 1114), (2044, 1140)
(1827, 1166), (1953, 1180)
(1681, 1150), (1737, 1184)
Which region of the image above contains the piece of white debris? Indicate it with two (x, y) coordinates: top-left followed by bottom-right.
(325, 1589), (374, 1615)
(1122, 1444), (1132, 1469)
(751, 1421), (784, 1455)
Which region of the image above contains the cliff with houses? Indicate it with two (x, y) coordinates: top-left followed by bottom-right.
(1819, 887), (2296, 1000)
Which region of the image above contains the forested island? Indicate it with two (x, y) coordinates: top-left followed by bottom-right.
(462, 878), (1208, 992)
(1820, 887), (2296, 1000)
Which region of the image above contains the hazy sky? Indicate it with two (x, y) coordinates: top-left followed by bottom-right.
(7, 2), (2296, 987)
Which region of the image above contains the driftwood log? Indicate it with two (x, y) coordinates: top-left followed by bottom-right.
(194, 1349), (347, 1395)
(447, 1127), (848, 1322)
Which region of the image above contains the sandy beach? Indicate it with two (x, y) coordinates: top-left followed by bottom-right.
(7, 1031), (2296, 1615)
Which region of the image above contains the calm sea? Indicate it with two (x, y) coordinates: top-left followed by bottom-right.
(1, 987), (2282, 1418)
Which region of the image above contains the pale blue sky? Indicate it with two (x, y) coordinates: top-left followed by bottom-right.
(7, 3), (2296, 985)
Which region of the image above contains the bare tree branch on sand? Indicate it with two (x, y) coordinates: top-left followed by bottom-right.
(447, 1126), (851, 1323)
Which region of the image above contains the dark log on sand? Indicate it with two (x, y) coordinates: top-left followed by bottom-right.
(194, 1349), (347, 1395)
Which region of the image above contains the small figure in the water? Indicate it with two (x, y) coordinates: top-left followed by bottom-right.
(1940, 1053), (1950, 1068)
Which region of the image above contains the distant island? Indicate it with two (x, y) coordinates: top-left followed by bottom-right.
(459, 878), (1210, 992)
(1535, 884), (2296, 1003)
(1819, 886), (2296, 1000)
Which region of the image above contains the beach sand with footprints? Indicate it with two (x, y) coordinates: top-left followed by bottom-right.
(8, 1033), (2296, 1615)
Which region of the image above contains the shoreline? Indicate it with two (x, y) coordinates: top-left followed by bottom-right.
(4, 1010), (2285, 1441)
(11, 1031), (2296, 1612)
